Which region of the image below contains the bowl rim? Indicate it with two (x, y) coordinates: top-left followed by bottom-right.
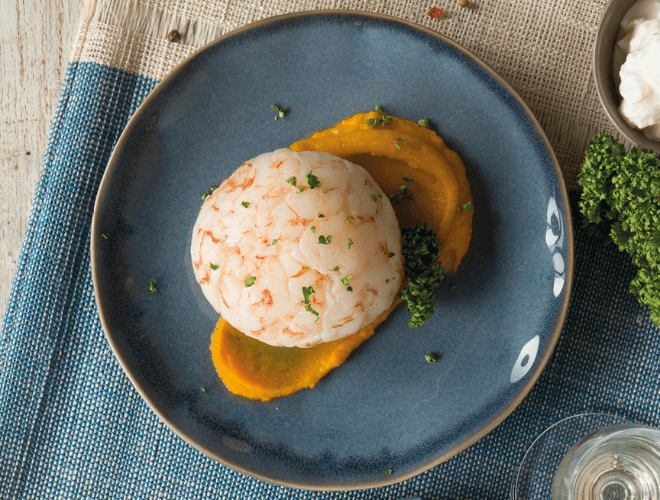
(91, 9), (575, 490)
(593, 0), (660, 152)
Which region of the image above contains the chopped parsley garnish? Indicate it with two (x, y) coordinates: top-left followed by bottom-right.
(202, 185), (218, 200)
(394, 138), (407, 150)
(241, 201), (250, 208)
(102, 233), (109, 239)
(302, 286), (319, 316)
(388, 252), (395, 258)
(418, 118), (430, 128)
(366, 105), (393, 126)
(311, 226), (317, 233)
(458, 201), (473, 213)
(348, 237), (353, 249)
(318, 235), (332, 244)
(388, 177), (414, 205)
(318, 214), (325, 218)
(306, 171), (321, 189)
(400, 223), (446, 328)
(384, 469), (393, 475)
(340, 275), (353, 292)
(305, 304), (319, 316)
(348, 216), (355, 222)
(329, 266), (339, 272)
(244, 276), (256, 287)
(302, 286), (315, 304)
(425, 353), (438, 363)
(286, 176), (297, 187)
(272, 239), (278, 245)
(209, 263), (219, 270)
(371, 192), (383, 202)
(386, 279), (390, 284)
(200, 386), (207, 392)
(149, 279), (157, 293)
(271, 104), (287, 120)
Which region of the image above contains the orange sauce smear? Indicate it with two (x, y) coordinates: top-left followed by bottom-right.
(210, 299), (400, 402)
(209, 111), (473, 402)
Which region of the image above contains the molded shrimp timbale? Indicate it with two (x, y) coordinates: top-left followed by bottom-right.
(191, 148), (403, 348)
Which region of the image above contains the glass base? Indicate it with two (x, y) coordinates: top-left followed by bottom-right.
(511, 413), (629, 500)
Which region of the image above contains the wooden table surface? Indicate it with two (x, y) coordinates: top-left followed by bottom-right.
(1, 0), (85, 321)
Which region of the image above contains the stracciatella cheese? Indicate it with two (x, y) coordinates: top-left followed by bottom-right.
(617, 0), (660, 140)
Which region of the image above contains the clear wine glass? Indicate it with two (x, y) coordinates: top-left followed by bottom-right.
(511, 413), (660, 500)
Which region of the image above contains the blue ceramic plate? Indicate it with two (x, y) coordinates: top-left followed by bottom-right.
(92, 11), (573, 490)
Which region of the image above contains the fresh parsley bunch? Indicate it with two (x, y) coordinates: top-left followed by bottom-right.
(400, 223), (446, 328)
(578, 133), (660, 327)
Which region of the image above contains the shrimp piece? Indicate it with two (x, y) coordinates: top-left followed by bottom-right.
(191, 148), (403, 347)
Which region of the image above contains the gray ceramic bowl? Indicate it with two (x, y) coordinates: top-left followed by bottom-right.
(594, 0), (660, 152)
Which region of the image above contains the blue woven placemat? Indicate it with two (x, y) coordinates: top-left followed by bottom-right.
(2, 10), (660, 500)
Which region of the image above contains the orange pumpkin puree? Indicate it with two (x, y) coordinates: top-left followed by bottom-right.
(209, 111), (473, 402)
(291, 111), (473, 273)
(210, 299), (400, 402)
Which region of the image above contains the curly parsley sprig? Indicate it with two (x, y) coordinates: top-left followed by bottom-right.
(578, 133), (660, 327)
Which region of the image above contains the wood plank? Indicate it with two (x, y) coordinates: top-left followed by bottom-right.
(0, 0), (85, 321)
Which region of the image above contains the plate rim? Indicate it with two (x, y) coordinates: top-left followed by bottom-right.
(91, 9), (574, 491)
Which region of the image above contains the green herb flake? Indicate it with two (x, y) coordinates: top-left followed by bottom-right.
(209, 185), (218, 192)
(366, 106), (393, 127)
(209, 263), (219, 271)
(318, 214), (325, 218)
(244, 276), (256, 287)
(200, 386), (207, 392)
(348, 237), (353, 249)
(102, 233), (109, 240)
(371, 192), (383, 202)
(425, 353), (438, 363)
(329, 266), (339, 272)
(302, 286), (319, 316)
(318, 235), (332, 245)
(386, 279), (390, 284)
(394, 138), (407, 150)
(349, 216), (355, 222)
(388, 252), (395, 258)
(306, 171), (321, 189)
(272, 239), (279, 245)
(384, 469), (393, 475)
(340, 275), (352, 287)
(388, 177), (414, 205)
(302, 286), (315, 304)
(202, 191), (210, 200)
(311, 226), (317, 233)
(149, 279), (157, 294)
(418, 118), (430, 128)
(458, 200), (473, 213)
(286, 176), (297, 187)
(241, 201), (250, 208)
(271, 104), (288, 120)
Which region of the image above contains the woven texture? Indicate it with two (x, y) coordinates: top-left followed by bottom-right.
(2, 0), (659, 498)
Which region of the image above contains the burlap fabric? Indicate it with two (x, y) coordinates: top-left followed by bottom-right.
(74, 0), (618, 188)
